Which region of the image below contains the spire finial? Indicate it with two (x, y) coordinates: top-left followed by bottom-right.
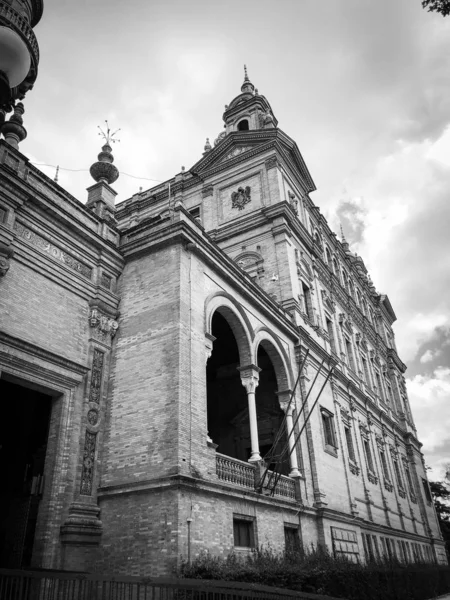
(97, 120), (121, 146)
(54, 165), (59, 183)
(241, 64), (255, 94)
(90, 121), (120, 185)
(340, 224), (346, 242)
(340, 224), (350, 252)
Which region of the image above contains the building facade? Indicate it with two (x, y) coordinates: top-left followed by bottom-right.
(0, 62), (447, 571)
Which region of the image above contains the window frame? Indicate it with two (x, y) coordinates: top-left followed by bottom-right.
(320, 407), (338, 456)
(233, 515), (256, 548)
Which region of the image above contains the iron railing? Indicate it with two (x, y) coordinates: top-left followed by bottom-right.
(0, 569), (342, 600)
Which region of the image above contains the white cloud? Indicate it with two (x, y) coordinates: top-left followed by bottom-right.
(407, 367), (450, 473)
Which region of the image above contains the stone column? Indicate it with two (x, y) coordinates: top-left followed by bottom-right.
(277, 389), (301, 477)
(238, 364), (262, 463)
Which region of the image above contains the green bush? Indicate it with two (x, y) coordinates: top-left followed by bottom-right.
(180, 546), (450, 600)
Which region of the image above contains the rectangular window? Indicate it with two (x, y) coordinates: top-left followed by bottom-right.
(362, 356), (371, 387)
(386, 381), (393, 406)
(321, 410), (337, 449)
(422, 478), (432, 503)
(379, 449), (390, 480)
(403, 462), (415, 495)
(375, 371), (384, 400)
(188, 206), (201, 223)
(345, 337), (356, 371)
(326, 317), (337, 354)
(363, 439), (375, 472)
(284, 526), (301, 553)
(301, 282), (313, 320)
(344, 426), (356, 462)
(233, 517), (255, 548)
(385, 538), (393, 560)
(393, 459), (404, 490)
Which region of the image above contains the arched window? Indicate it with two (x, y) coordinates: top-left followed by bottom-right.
(361, 299), (367, 317)
(237, 119), (249, 131)
(325, 247), (332, 267)
(356, 290), (361, 307)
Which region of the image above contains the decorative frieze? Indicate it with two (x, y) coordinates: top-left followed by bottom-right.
(14, 222), (92, 279)
(80, 431), (97, 496)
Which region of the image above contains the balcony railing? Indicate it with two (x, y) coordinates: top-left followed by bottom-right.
(216, 453), (256, 489)
(267, 470), (297, 501)
(216, 454), (297, 502)
(0, 2), (39, 64)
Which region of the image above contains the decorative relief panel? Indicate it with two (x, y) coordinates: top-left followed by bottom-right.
(80, 431), (97, 496)
(100, 272), (112, 290)
(220, 146), (252, 163)
(89, 349), (104, 404)
(14, 222), (92, 279)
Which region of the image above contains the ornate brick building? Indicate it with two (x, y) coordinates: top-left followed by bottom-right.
(0, 5), (446, 573)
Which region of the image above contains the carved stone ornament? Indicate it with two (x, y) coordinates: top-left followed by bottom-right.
(287, 191), (298, 215)
(321, 289), (336, 313)
(89, 349), (105, 404)
(367, 472), (378, 485)
(231, 186), (251, 211)
(0, 243), (13, 277)
(221, 146), (252, 163)
(265, 156), (278, 170)
(80, 431), (97, 496)
(89, 308), (119, 338)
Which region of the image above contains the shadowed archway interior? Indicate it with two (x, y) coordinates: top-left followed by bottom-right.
(0, 378), (52, 568)
(206, 311), (289, 473)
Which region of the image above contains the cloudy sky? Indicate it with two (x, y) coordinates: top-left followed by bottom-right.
(20, 0), (450, 479)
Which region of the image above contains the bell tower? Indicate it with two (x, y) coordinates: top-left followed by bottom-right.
(221, 66), (278, 137)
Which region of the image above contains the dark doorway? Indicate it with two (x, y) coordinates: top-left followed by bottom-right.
(206, 312), (248, 460)
(256, 345), (290, 475)
(0, 378), (53, 567)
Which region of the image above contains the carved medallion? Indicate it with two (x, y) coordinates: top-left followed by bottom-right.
(231, 186), (251, 211)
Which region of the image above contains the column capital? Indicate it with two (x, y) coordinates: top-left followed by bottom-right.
(276, 389), (293, 413)
(238, 364), (261, 393)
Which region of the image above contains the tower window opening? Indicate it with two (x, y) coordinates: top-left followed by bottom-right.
(237, 119), (249, 131)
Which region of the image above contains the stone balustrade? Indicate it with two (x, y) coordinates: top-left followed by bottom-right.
(216, 453), (255, 489)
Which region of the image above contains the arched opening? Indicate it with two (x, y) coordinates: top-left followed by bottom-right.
(206, 311), (249, 461)
(256, 344), (290, 475)
(237, 119), (249, 131)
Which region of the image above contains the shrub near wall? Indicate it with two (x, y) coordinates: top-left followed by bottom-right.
(180, 548), (450, 600)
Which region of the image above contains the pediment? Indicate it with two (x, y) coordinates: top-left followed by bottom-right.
(189, 130), (316, 193)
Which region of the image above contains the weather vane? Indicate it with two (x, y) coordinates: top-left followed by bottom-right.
(98, 120), (121, 145)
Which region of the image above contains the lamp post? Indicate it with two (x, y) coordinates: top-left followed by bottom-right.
(0, 1), (43, 115)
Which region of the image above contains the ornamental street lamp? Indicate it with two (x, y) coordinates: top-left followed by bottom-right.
(0, 1), (43, 115)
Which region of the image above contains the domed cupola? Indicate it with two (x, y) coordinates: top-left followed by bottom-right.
(221, 65), (278, 136)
